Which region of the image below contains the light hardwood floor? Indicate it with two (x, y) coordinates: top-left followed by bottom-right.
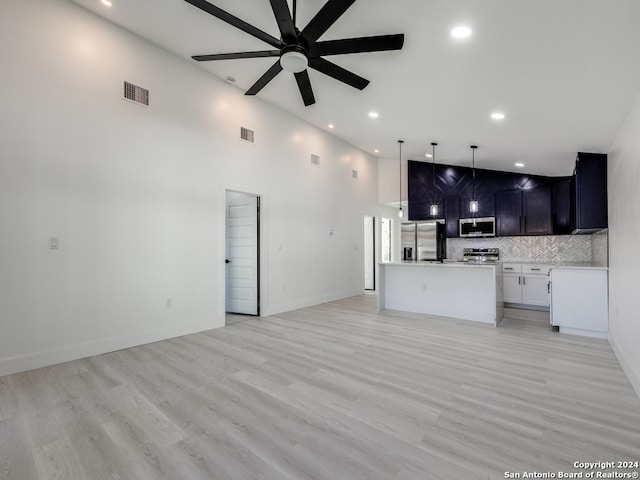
(1, 295), (639, 480)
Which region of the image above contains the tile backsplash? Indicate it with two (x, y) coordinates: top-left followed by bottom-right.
(591, 229), (608, 267)
(447, 235), (595, 263)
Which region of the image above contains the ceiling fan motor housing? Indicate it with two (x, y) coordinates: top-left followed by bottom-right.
(280, 45), (309, 73)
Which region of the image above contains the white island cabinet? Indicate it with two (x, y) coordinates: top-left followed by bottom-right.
(550, 266), (608, 338)
(378, 262), (503, 325)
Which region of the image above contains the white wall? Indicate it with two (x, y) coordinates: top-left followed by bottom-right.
(608, 90), (640, 397)
(378, 157), (406, 208)
(0, 0), (379, 376)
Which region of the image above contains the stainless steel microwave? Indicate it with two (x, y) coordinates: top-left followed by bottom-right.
(459, 217), (496, 237)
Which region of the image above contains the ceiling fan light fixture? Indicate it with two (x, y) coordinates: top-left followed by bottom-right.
(280, 51), (308, 73)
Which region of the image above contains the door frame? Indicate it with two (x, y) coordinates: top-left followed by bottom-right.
(363, 215), (376, 291)
(219, 185), (268, 319)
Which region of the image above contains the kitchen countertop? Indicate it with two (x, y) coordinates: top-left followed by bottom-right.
(384, 261), (497, 268)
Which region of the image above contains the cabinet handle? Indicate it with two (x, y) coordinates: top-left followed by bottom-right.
(505, 267), (513, 270)
(531, 268), (541, 271)
(518, 277), (521, 285)
(522, 277), (526, 285)
(524, 215), (527, 232)
(548, 282), (551, 293)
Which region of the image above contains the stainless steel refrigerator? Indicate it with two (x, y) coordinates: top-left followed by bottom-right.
(401, 221), (446, 261)
(401, 222), (417, 261)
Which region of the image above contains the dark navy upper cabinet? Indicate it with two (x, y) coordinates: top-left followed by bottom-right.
(496, 190), (522, 236)
(496, 188), (551, 236)
(444, 196), (460, 238)
(552, 178), (572, 234)
(573, 153), (607, 233)
(407, 157), (605, 238)
(523, 187), (552, 234)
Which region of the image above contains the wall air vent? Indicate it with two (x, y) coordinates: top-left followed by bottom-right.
(123, 81), (149, 106)
(311, 154), (320, 166)
(352, 169), (358, 180)
(240, 127), (255, 143)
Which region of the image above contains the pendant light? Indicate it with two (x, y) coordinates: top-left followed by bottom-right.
(429, 142), (438, 217)
(469, 145), (479, 214)
(398, 140), (404, 218)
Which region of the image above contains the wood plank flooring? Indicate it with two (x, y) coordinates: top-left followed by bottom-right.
(2, 295), (640, 480)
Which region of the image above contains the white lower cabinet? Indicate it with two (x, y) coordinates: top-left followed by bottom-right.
(550, 267), (608, 338)
(502, 263), (551, 307)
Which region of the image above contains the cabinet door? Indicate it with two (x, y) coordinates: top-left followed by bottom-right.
(522, 274), (550, 306)
(496, 190), (522, 236)
(523, 187), (551, 235)
(444, 195), (460, 238)
(575, 153), (608, 231)
(552, 179), (572, 235)
(503, 274), (523, 303)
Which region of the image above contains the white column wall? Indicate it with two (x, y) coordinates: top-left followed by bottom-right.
(0, 0), (379, 375)
(608, 90), (640, 397)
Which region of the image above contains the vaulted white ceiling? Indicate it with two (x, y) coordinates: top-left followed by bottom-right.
(71, 0), (640, 176)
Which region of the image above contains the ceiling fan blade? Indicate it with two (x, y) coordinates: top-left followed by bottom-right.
(309, 57), (369, 90)
(184, 0), (283, 49)
(269, 0), (296, 43)
(310, 34), (405, 57)
(192, 50), (281, 61)
(246, 60), (283, 96)
(300, 0), (357, 46)
(294, 70), (316, 106)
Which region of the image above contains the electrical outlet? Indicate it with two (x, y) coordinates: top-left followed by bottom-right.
(166, 298), (172, 308)
(49, 237), (59, 250)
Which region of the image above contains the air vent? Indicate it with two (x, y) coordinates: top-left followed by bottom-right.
(240, 127), (255, 143)
(123, 81), (149, 106)
(311, 154), (320, 166)
(352, 169), (358, 180)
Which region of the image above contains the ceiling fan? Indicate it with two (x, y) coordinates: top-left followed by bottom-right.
(184, 0), (405, 106)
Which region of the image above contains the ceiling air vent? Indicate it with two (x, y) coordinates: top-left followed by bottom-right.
(352, 169), (358, 180)
(311, 154), (320, 166)
(240, 127), (255, 143)
(123, 81), (149, 106)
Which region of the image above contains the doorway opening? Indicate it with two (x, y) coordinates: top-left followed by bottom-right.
(380, 217), (393, 263)
(364, 216), (375, 291)
(225, 190), (260, 319)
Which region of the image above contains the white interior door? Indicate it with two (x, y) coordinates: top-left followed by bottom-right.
(225, 192), (259, 315)
(364, 216), (375, 290)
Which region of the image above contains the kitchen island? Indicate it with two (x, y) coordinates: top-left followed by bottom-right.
(378, 262), (503, 325)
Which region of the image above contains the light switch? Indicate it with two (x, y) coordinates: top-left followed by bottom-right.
(49, 237), (59, 250)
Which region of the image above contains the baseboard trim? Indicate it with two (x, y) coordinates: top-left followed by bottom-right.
(263, 289), (364, 317)
(609, 335), (640, 400)
(0, 319), (222, 378)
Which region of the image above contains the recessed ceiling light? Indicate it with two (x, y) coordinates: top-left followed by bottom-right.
(374, 149), (379, 154)
(225, 76), (236, 83)
(491, 112), (506, 120)
(425, 153), (433, 158)
(368, 111), (379, 119)
(515, 162), (525, 168)
(101, 0), (112, 6)
(328, 124), (334, 129)
(451, 26), (472, 39)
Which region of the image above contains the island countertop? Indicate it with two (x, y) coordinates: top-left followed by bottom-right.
(378, 262), (503, 325)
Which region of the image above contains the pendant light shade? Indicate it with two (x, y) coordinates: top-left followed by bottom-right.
(470, 145), (478, 214)
(429, 142), (438, 217)
(398, 140), (404, 218)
